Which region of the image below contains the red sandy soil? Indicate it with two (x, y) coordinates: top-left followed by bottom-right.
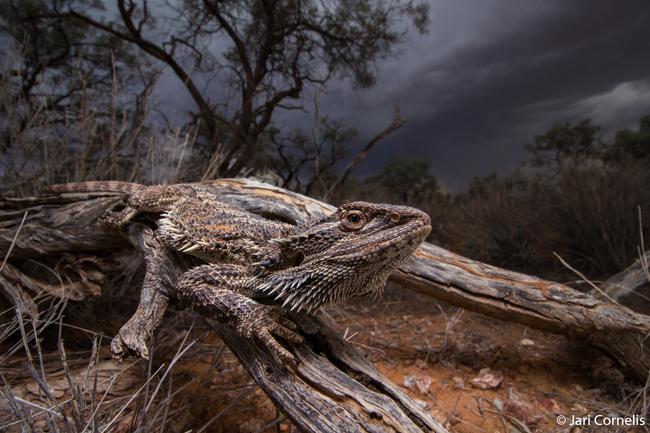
(167, 287), (645, 433)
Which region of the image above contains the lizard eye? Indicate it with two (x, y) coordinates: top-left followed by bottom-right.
(341, 210), (367, 230)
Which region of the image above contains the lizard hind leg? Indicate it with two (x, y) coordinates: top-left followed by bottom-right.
(101, 207), (139, 229)
(177, 264), (303, 364)
(103, 185), (191, 229)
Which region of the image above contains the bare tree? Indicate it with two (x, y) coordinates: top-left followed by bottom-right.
(53, 0), (428, 178)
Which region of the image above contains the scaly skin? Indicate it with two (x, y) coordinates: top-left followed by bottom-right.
(43, 182), (431, 363)
(175, 201), (431, 362)
(45, 182), (298, 359)
(44, 182), (295, 263)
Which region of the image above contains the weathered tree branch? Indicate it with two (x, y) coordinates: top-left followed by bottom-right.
(0, 188), (448, 433)
(325, 106), (406, 200)
(212, 314), (446, 433)
(3, 176), (650, 416)
(601, 250), (650, 312)
(205, 178), (650, 381)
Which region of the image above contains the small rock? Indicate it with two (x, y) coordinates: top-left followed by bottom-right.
(429, 408), (450, 427)
(403, 374), (432, 394)
(519, 338), (536, 346)
(538, 397), (561, 413)
(470, 368), (503, 390)
(416, 375), (432, 394)
(403, 375), (416, 390)
(452, 376), (465, 390)
(493, 398), (504, 411)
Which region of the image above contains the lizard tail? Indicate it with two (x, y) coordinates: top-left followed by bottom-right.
(42, 181), (146, 195)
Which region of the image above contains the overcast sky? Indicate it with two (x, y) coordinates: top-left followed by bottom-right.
(9, 0), (645, 192)
(263, 0), (650, 192)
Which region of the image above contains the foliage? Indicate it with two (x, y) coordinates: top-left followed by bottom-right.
(0, 0), (169, 191)
(0, 0), (148, 125)
(49, 0), (429, 179)
(606, 114), (650, 163)
(443, 173), (548, 273)
(0, 53), (195, 194)
(525, 118), (604, 167)
(365, 156), (440, 205)
(444, 114), (650, 279)
(264, 117), (356, 195)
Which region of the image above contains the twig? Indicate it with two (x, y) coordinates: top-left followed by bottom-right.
(1, 210), (28, 272)
(325, 106), (406, 200)
(554, 252), (622, 306)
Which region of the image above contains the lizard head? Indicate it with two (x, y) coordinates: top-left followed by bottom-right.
(256, 202), (431, 312)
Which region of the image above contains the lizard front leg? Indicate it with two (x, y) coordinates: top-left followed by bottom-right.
(111, 223), (181, 359)
(176, 264), (303, 363)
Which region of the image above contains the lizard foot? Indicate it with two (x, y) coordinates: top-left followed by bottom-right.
(99, 207), (137, 229)
(110, 319), (151, 360)
(235, 304), (304, 364)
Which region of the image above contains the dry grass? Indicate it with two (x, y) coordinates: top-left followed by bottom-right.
(0, 294), (212, 432)
(0, 50), (198, 196)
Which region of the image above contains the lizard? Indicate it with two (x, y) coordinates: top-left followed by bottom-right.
(175, 201), (431, 362)
(43, 182), (432, 363)
(43, 181), (297, 264)
(43, 181), (300, 358)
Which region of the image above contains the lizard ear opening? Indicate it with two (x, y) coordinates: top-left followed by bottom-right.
(289, 251), (305, 267)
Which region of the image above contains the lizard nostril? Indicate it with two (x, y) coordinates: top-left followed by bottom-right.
(389, 212), (400, 223)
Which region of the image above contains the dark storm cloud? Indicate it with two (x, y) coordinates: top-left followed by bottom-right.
(133, 1), (650, 191)
(309, 0), (650, 192)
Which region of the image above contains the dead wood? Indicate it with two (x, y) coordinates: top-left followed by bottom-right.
(600, 251), (650, 315)
(212, 314), (446, 433)
(0, 189), (448, 433)
(203, 178), (650, 381)
(3, 176), (650, 431)
(325, 106), (406, 200)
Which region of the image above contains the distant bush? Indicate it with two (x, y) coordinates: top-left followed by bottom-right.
(440, 163), (650, 280)
(441, 173), (550, 274)
(345, 116), (650, 281)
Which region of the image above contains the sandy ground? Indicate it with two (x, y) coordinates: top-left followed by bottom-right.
(161, 287), (644, 433)
(2, 286), (646, 433)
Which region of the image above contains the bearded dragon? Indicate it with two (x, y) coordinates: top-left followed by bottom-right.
(44, 182), (431, 363)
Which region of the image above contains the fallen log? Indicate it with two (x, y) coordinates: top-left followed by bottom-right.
(0, 188), (448, 433)
(213, 315), (445, 433)
(205, 178), (650, 381)
(2, 177), (650, 395)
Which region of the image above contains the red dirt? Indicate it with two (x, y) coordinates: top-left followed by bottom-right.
(167, 287), (642, 433)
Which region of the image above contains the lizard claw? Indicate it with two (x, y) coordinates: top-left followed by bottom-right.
(237, 304), (303, 364)
(99, 207), (137, 229)
(110, 320), (151, 360)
